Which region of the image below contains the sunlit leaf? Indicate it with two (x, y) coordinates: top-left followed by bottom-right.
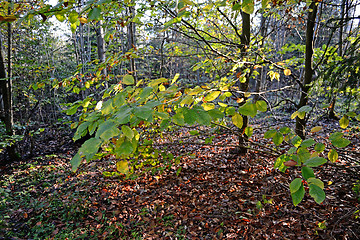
(232, 112), (243, 129)
(122, 125), (134, 139)
(284, 69), (291, 76)
(328, 149), (338, 163)
(256, 100), (267, 112)
(116, 161), (129, 175)
(273, 132), (283, 146)
(245, 126), (253, 137)
(123, 74), (135, 85)
(242, 0), (254, 14)
(310, 126), (322, 133)
(308, 178), (324, 189)
(204, 91), (221, 102)
(339, 115), (349, 129)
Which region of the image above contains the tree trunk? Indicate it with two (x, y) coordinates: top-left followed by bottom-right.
(127, 5), (137, 82)
(254, 14), (267, 101)
(0, 18), (18, 162)
(95, 21), (107, 87)
(329, 0), (347, 119)
(238, 11), (251, 154)
(295, 1), (318, 139)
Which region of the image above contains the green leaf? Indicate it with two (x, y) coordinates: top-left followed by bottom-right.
(314, 143), (325, 152)
(304, 156), (327, 167)
(183, 108), (197, 125)
(308, 178), (324, 189)
(66, 105), (79, 115)
(290, 178), (303, 194)
(297, 147), (311, 163)
(346, 111), (357, 117)
(194, 106), (211, 126)
(172, 112), (184, 126)
(73, 122), (91, 141)
(123, 74), (135, 85)
(291, 135), (302, 147)
(101, 100), (114, 115)
(79, 137), (102, 161)
(328, 149), (338, 163)
(226, 107), (235, 116)
(274, 154), (290, 172)
(114, 106), (131, 124)
(279, 127), (291, 134)
(232, 113), (243, 129)
(298, 105), (312, 113)
(261, 0), (270, 8)
(133, 106), (152, 121)
(95, 121), (120, 141)
(329, 132), (344, 141)
(331, 137), (350, 148)
(122, 125), (134, 139)
(339, 115), (349, 129)
(204, 91), (221, 102)
(180, 95), (194, 106)
(300, 138), (316, 148)
(245, 126), (253, 137)
(208, 109), (224, 120)
(115, 139), (134, 157)
(68, 11), (78, 24)
(242, 0), (254, 14)
(138, 87), (153, 101)
(273, 132), (283, 146)
(201, 102), (215, 111)
(255, 100), (267, 112)
(70, 153), (82, 172)
(182, 0), (194, 6)
(88, 7), (101, 21)
(113, 92), (126, 107)
(291, 184), (305, 206)
(116, 161), (129, 175)
(238, 102), (257, 117)
(301, 166), (314, 180)
(55, 13), (66, 22)
(309, 184), (325, 204)
(264, 129), (276, 139)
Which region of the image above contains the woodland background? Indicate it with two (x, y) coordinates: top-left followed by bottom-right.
(0, 0), (360, 239)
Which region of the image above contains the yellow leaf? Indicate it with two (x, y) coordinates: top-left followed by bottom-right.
(310, 126), (322, 133)
(284, 69), (291, 76)
(116, 161), (129, 175)
(0, 15), (17, 22)
(79, 17), (88, 24)
(232, 112), (243, 129)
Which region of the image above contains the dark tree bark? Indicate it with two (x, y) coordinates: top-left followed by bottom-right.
(295, 1), (318, 139)
(238, 11), (251, 154)
(0, 17), (18, 162)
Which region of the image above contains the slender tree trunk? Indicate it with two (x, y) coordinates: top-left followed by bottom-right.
(0, 16), (18, 162)
(238, 11), (251, 154)
(95, 21), (107, 87)
(254, 14), (267, 101)
(329, 0), (347, 119)
(295, 1), (318, 139)
(127, 5), (137, 82)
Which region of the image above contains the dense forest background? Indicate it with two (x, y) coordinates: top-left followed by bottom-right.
(0, 0), (360, 239)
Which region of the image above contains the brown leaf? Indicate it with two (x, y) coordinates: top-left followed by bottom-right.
(283, 160), (297, 167)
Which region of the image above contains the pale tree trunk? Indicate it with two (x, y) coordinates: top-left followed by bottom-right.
(329, 0), (347, 119)
(295, 1), (318, 139)
(0, 16), (18, 162)
(238, 11), (251, 154)
(254, 14), (267, 101)
(127, 5), (137, 83)
(95, 21), (108, 87)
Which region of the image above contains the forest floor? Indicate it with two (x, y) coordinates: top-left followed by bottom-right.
(0, 116), (360, 239)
